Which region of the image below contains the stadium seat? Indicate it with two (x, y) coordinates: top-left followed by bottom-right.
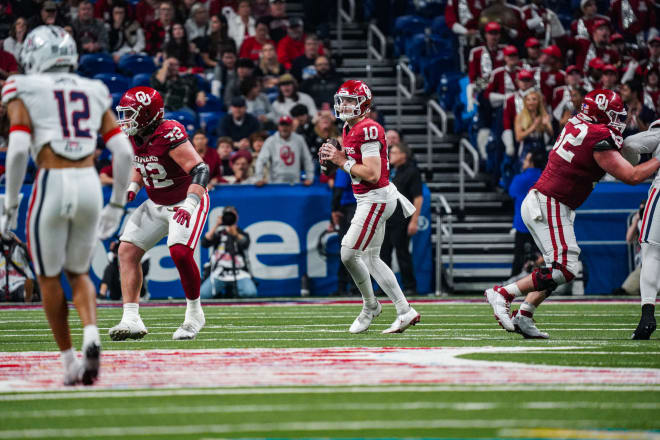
(430, 16), (453, 40)
(195, 75), (211, 94)
(413, 0), (446, 18)
(131, 73), (152, 88)
(94, 73), (131, 94)
(164, 109), (198, 133)
(118, 54), (157, 75)
(111, 92), (123, 109)
(199, 111), (225, 134)
(197, 94), (224, 112)
(393, 15), (431, 57)
(78, 53), (115, 77)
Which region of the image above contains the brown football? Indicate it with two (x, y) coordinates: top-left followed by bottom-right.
(320, 138), (341, 176)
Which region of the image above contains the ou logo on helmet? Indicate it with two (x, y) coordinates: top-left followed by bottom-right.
(135, 91), (151, 106)
(595, 93), (608, 111)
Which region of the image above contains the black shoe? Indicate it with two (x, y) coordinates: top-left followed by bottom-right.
(81, 342), (100, 386)
(632, 304), (656, 340)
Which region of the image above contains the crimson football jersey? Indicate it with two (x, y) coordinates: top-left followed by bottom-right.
(342, 118), (390, 195)
(533, 115), (618, 210)
(130, 119), (192, 205)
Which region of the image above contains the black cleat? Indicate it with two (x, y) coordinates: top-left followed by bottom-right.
(81, 343), (100, 385)
(632, 305), (656, 340)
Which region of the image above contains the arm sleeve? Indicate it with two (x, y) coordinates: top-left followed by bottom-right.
(331, 187), (343, 211)
(103, 127), (133, 206)
(409, 169), (423, 199)
(360, 141), (381, 157)
(4, 127), (31, 210)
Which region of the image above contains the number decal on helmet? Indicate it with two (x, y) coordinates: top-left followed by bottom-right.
(135, 91), (152, 106)
(595, 94), (608, 111)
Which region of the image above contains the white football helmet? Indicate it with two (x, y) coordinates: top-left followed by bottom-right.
(19, 25), (78, 74)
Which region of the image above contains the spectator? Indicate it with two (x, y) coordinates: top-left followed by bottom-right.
(574, 20), (619, 73)
(99, 164), (113, 186)
(197, 13), (236, 68)
(444, 0), (481, 38)
(212, 47), (237, 97)
(523, 37), (541, 69)
(272, 73), (318, 120)
(99, 241), (150, 300)
(502, 70), (536, 157)
(93, 0), (116, 22)
(241, 76), (275, 127)
(386, 129), (402, 148)
(73, 0), (109, 54)
(145, 0), (175, 56)
(621, 79), (656, 136)
(216, 136), (235, 176)
(552, 65), (583, 122)
(227, 0), (255, 50)
(224, 57), (256, 105)
(300, 55), (343, 109)
(0, 47), (18, 82)
(239, 17), (274, 61)
(610, 0), (656, 46)
(520, 0), (565, 42)
(571, 0), (611, 39)
(28, 1), (68, 31)
(514, 89), (552, 162)
(290, 103), (316, 151)
(217, 96), (260, 144)
(601, 64), (619, 90)
(252, 0), (270, 18)
(584, 57), (605, 91)
(224, 150), (256, 184)
(380, 142), (423, 295)
(248, 130), (268, 176)
(185, 3), (209, 41)
(255, 115), (314, 185)
(164, 22), (196, 68)
(151, 57), (207, 111)
(330, 168), (358, 296)
(135, 0), (158, 28)
(637, 37), (660, 78)
(484, 45), (520, 109)
(107, 1), (146, 62)
(209, 0), (239, 16)
(276, 17), (306, 70)
(559, 86), (587, 128)
(261, 0), (288, 43)
(201, 206), (257, 298)
(309, 109), (338, 158)
(0, 232), (35, 303)
(536, 45), (566, 108)
(508, 149), (544, 278)
(192, 129), (223, 189)
(290, 34), (322, 82)
(3, 17), (27, 60)
(645, 68), (660, 113)
(257, 42), (286, 86)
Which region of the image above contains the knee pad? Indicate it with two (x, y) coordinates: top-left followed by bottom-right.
(532, 262), (575, 293)
(340, 246), (361, 266)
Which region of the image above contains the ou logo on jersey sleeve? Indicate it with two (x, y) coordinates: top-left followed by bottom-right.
(280, 145), (295, 166)
(135, 91), (152, 106)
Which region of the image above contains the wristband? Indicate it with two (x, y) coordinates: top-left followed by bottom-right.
(127, 182), (140, 193)
(343, 158), (356, 175)
(180, 193), (201, 212)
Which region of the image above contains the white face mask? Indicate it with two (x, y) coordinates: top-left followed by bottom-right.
(334, 94), (365, 121)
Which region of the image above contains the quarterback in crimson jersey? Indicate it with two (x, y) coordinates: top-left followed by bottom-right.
(319, 80), (420, 334)
(486, 89), (660, 339)
(109, 87), (211, 342)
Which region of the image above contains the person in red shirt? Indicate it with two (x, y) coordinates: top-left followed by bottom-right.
(535, 45), (565, 108)
(239, 17), (274, 61)
(523, 37), (541, 69)
(144, 0), (174, 56)
(277, 17), (306, 70)
(192, 129), (223, 190)
(610, 0), (656, 46)
(0, 49), (18, 83)
(484, 45), (520, 109)
(571, 0), (611, 38)
(135, 0), (158, 27)
(444, 0), (482, 38)
(573, 19), (620, 73)
(468, 21), (504, 87)
(502, 70), (536, 156)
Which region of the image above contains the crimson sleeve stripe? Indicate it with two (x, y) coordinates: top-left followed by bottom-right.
(10, 125), (31, 134)
(102, 126), (123, 143)
(2, 87), (17, 96)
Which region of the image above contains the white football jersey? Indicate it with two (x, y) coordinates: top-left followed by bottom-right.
(1, 73), (111, 160)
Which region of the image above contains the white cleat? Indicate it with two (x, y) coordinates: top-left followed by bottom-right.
(349, 302), (382, 334)
(382, 307), (421, 334)
(173, 312), (205, 340)
(485, 286), (515, 332)
(108, 317), (148, 341)
(513, 313), (549, 339)
(63, 358), (83, 386)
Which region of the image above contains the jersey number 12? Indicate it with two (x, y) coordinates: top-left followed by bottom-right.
(53, 90), (91, 139)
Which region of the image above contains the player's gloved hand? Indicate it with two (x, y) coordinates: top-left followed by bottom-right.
(0, 204), (18, 238)
(172, 194), (200, 228)
(126, 182), (140, 203)
(98, 203), (124, 240)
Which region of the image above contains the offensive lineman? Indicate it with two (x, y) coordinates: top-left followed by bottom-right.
(319, 80), (420, 334)
(0, 26), (133, 384)
(486, 89), (660, 338)
(109, 87), (210, 341)
(621, 119), (660, 339)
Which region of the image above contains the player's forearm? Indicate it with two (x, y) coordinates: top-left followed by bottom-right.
(106, 131), (133, 206)
(626, 159), (660, 185)
(5, 128), (31, 209)
(411, 195), (423, 221)
(347, 163), (379, 183)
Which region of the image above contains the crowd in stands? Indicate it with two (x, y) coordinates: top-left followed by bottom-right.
(0, 0), (340, 187)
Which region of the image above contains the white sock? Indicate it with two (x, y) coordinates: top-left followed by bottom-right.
(640, 243), (660, 306)
(364, 248), (410, 315)
(82, 325), (100, 348)
(122, 303), (139, 321)
(61, 347), (76, 369)
(520, 301), (536, 317)
(503, 283), (522, 297)
(185, 298), (203, 321)
(340, 247), (378, 310)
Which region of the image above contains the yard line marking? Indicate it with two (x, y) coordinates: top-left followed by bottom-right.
(499, 428), (660, 440)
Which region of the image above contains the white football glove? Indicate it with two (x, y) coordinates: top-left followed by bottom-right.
(97, 204), (125, 240)
(0, 205), (18, 238)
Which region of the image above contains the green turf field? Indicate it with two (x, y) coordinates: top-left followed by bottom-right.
(0, 300), (659, 439)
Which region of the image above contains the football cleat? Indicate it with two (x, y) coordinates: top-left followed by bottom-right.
(173, 312), (205, 340)
(485, 286), (515, 332)
(349, 302), (382, 334)
(81, 342), (100, 386)
(108, 317), (148, 341)
(513, 313), (549, 339)
(63, 358), (83, 386)
(382, 307), (421, 334)
(632, 306), (656, 340)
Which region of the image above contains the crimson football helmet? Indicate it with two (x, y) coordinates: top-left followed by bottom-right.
(334, 80), (373, 121)
(116, 87), (164, 136)
(579, 89), (627, 135)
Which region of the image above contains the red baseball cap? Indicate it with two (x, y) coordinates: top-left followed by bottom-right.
(525, 37), (540, 48)
(517, 69), (534, 81)
(566, 65), (582, 75)
(278, 115), (293, 125)
(610, 33), (624, 43)
(593, 19), (609, 30)
(603, 64), (617, 73)
(541, 45), (561, 59)
(485, 22), (501, 33)
(503, 45), (518, 57)
(230, 149), (253, 166)
(588, 57), (605, 70)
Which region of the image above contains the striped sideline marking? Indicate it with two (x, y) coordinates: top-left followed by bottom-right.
(1, 346), (659, 392)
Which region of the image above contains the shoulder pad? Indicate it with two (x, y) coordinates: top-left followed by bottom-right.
(156, 119), (189, 148)
(593, 136), (617, 151)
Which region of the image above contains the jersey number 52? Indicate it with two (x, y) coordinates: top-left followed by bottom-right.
(552, 119), (588, 163)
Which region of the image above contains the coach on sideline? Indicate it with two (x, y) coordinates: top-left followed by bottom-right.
(380, 143), (423, 295)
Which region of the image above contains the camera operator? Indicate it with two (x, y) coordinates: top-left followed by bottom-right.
(0, 232), (35, 302)
(99, 240), (150, 300)
(200, 206), (257, 298)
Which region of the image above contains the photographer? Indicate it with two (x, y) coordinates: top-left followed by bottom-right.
(200, 206), (257, 298)
(99, 241), (150, 300)
(0, 232), (35, 303)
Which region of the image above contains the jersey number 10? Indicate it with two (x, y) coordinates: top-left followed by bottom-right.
(53, 90), (91, 139)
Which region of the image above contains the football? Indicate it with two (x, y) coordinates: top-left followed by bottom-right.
(320, 138), (342, 176)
